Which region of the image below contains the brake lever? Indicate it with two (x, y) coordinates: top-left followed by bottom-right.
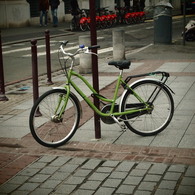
(84, 48), (98, 56)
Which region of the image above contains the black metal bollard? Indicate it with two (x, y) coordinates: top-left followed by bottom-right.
(31, 40), (39, 104)
(0, 31), (8, 101)
(45, 30), (53, 85)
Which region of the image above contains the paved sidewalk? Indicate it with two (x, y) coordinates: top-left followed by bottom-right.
(0, 26), (195, 194)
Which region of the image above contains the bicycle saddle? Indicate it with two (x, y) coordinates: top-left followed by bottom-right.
(108, 60), (131, 70)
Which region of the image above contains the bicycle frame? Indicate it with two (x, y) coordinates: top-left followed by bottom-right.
(62, 67), (151, 118)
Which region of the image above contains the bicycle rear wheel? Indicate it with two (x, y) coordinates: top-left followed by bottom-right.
(29, 89), (80, 147)
(120, 80), (174, 136)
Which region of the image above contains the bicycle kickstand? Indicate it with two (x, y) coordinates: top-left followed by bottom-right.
(111, 115), (127, 132)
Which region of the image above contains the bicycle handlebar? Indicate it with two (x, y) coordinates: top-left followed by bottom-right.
(59, 40), (100, 57)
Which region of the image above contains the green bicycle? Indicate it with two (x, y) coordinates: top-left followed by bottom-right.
(29, 41), (174, 147)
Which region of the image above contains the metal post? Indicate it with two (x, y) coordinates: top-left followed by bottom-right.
(0, 31), (8, 101)
(45, 30), (53, 85)
(31, 40), (39, 104)
(183, 0), (186, 46)
(89, 0), (101, 139)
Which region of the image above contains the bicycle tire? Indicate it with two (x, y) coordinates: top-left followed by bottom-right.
(29, 89), (80, 147)
(80, 22), (88, 31)
(120, 80), (174, 136)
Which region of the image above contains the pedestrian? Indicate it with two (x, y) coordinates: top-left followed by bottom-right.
(70, 0), (80, 16)
(49, 0), (60, 27)
(124, 0), (130, 7)
(39, 0), (49, 26)
(140, 0), (145, 11)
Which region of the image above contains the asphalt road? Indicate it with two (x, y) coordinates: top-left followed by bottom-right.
(1, 15), (195, 85)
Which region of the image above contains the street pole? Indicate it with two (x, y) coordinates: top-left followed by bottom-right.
(183, 0), (186, 46)
(89, 0), (101, 139)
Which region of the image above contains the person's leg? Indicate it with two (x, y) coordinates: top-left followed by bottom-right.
(53, 8), (58, 27)
(40, 11), (43, 26)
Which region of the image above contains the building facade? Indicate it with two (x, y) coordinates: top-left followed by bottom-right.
(0, 0), (182, 28)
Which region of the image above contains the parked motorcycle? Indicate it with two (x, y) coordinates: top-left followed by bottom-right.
(182, 20), (195, 41)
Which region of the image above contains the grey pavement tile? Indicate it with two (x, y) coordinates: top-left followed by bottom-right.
(72, 189), (95, 195)
(94, 187), (115, 195)
(109, 171), (128, 179)
(36, 155), (57, 163)
(81, 159), (102, 170)
(186, 123), (195, 134)
(49, 156), (71, 166)
(28, 174), (50, 183)
(123, 176), (142, 185)
(59, 164), (80, 173)
(73, 169), (92, 177)
(88, 172), (109, 181)
(116, 184), (135, 194)
(68, 157), (87, 165)
(8, 175), (29, 185)
(18, 168), (40, 177)
(54, 184), (77, 194)
(168, 164), (187, 173)
(158, 180), (177, 190)
(129, 169), (148, 177)
(185, 166), (195, 177)
(0, 183), (19, 194)
(50, 171), (70, 180)
(148, 164), (168, 175)
(134, 190), (151, 195)
(154, 189), (174, 195)
(102, 178), (122, 188)
(101, 160), (120, 167)
(135, 162), (152, 170)
(177, 185), (195, 195)
(39, 166), (59, 175)
(178, 134), (195, 148)
(18, 182), (40, 192)
(30, 188), (53, 195)
(96, 167), (114, 173)
(163, 172), (182, 181)
(144, 174), (162, 182)
(63, 176), (85, 185)
(138, 181), (157, 191)
(181, 177), (195, 186)
(40, 179), (61, 189)
(80, 180), (101, 190)
(115, 161), (135, 172)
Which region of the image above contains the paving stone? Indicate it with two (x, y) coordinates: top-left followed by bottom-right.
(40, 179), (61, 189)
(54, 184), (77, 194)
(68, 157), (87, 165)
(80, 180), (101, 190)
(168, 164), (186, 173)
(101, 160), (120, 167)
(0, 183), (19, 194)
(63, 176), (85, 185)
(148, 164), (168, 175)
(18, 168), (40, 177)
(59, 164), (79, 173)
(96, 167), (114, 173)
(116, 184), (135, 194)
(94, 187), (115, 195)
(163, 172), (181, 181)
(154, 189), (174, 195)
(73, 169), (92, 177)
(109, 171), (128, 179)
(144, 174), (162, 182)
(49, 156), (71, 166)
(37, 156), (57, 163)
(81, 159), (102, 170)
(158, 180), (177, 190)
(136, 163), (152, 170)
(134, 190), (152, 195)
(129, 169), (148, 177)
(185, 166), (195, 177)
(88, 172), (109, 181)
(39, 166), (59, 175)
(177, 185), (195, 195)
(102, 178), (122, 188)
(28, 174), (50, 183)
(30, 188), (53, 195)
(115, 161), (135, 172)
(72, 189), (95, 195)
(29, 162), (47, 169)
(138, 181), (157, 191)
(181, 177), (195, 186)
(123, 176), (142, 185)
(50, 171), (70, 180)
(18, 182), (40, 192)
(8, 175), (29, 185)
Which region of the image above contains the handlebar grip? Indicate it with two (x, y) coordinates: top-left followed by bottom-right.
(88, 45), (100, 50)
(60, 40), (69, 46)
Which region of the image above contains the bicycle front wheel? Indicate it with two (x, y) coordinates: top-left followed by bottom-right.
(29, 89), (80, 147)
(121, 80), (174, 136)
